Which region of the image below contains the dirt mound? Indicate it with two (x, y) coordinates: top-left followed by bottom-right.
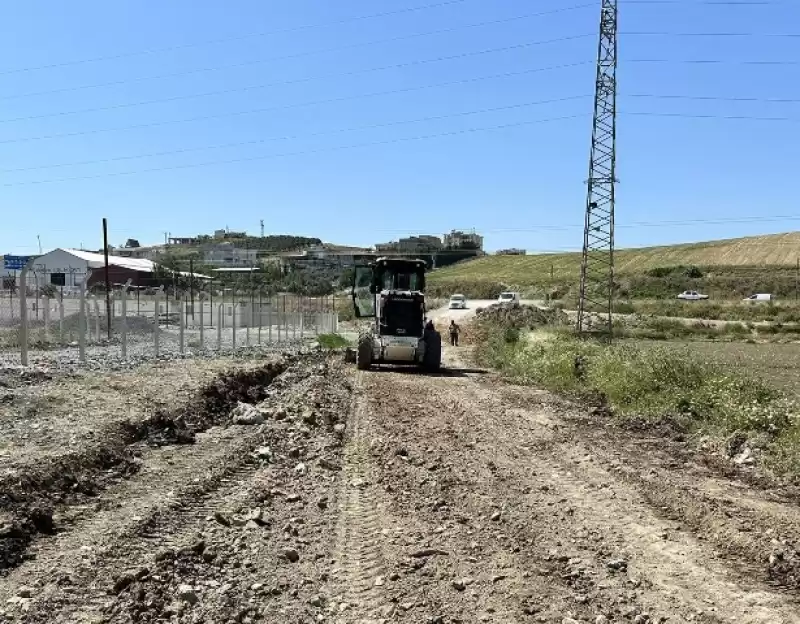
(0, 359), (292, 573)
(474, 302), (567, 329)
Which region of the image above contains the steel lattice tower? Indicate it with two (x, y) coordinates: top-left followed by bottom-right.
(577, 0), (618, 338)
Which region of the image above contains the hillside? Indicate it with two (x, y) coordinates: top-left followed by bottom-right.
(428, 231), (800, 300)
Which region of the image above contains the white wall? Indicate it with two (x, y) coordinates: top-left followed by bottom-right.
(31, 249), (89, 291)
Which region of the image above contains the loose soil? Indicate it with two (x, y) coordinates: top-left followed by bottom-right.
(0, 347), (798, 622)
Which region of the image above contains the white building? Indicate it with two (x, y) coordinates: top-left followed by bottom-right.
(203, 243), (258, 267)
(7, 248), (208, 293)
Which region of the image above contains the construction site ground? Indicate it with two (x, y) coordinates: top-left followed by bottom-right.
(0, 346), (798, 623)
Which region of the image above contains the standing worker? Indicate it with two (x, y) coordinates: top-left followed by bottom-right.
(449, 319), (460, 347)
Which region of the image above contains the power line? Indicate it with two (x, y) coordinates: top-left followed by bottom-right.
(0, 34), (593, 123)
(625, 93), (800, 103)
(625, 58), (800, 66)
(623, 30), (800, 37)
(622, 0), (788, 5)
(0, 113), (586, 188)
(0, 61), (593, 144)
(622, 110), (800, 121)
(8, 89), (800, 173)
(0, 96), (591, 173)
(0, 0), (483, 76)
(0, 5), (595, 101)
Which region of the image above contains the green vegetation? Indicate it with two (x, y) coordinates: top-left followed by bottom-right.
(316, 333), (350, 349)
(473, 314), (800, 476)
(429, 231), (800, 301)
(614, 300), (800, 324)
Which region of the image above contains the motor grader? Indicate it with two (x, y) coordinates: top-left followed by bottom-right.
(350, 257), (442, 371)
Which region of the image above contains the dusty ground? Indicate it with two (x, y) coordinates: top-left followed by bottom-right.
(0, 347), (799, 622)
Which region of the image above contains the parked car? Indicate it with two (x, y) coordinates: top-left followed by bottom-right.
(743, 293), (773, 302)
(449, 294), (467, 310)
(677, 290), (709, 301)
(497, 291), (520, 305)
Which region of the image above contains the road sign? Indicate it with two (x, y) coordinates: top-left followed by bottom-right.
(3, 255), (34, 270)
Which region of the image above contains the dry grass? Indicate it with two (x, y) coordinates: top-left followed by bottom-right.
(630, 340), (800, 400)
(429, 231), (800, 290)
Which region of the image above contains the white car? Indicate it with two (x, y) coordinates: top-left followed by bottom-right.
(497, 291), (520, 305)
(449, 294), (467, 310)
(743, 293), (772, 302)
(677, 290), (709, 301)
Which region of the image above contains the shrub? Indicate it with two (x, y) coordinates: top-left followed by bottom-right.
(473, 321), (798, 448)
(317, 333), (350, 349)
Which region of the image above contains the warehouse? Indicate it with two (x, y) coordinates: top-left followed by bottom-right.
(26, 248), (207, 293)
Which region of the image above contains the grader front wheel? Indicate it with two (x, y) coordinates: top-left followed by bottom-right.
(356, 333), (373, 370)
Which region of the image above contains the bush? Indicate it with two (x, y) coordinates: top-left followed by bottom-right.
(473, 323), (798, 445)
(317, 333), (350, 349)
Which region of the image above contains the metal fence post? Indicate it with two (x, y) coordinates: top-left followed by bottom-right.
(93, 298), (101, 342)
(121, 291), (128, 359)
(293, 295), (298, 341)
(43, 297), (51, 343)
(178, 299), (185, 354)
(59, 298), (65, 343)
(154, 291), (161, 357)
(19, 262), (31, 366)
(232, 303), (237, 351)
(283, 295), (288, 342)
(199, 296), (204, 349)
(245, 300), (251, 347)
(217, 304), (223, 350)
(268, 295), (273, 344)
(78, 281), (87, 363)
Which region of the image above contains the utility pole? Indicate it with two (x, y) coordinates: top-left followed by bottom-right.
(577, 0), (618, 340)
(189, 258), (195, 319)
(102, 218), (112, 340)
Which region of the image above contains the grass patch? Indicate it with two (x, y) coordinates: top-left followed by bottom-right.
(316, 333), (350, 349)
(474, 321), (800, 477)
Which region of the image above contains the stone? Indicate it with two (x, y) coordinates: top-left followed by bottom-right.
(607, 558), (628, 571)
(452, 579), (466, 591)
(253, 446), (272, 461)
(231, 402), (264, 425)
(178, 584), (198, 605)
(490, 511), (501, 522)
(281, 548), (300, 563)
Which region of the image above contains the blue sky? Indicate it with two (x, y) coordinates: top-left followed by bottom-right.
(1, 0), (799, 255)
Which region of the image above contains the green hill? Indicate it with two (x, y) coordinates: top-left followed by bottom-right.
(428, 232), (800, 301)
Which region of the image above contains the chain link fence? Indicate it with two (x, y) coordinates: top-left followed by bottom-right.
(0, 269), (341, 367)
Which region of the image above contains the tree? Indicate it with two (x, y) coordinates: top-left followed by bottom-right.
(125, 238), (141, 248)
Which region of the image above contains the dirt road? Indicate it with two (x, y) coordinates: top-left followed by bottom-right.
(1, 348), (799, 622)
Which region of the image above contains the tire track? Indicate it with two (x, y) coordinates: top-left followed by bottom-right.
(330, 370), (390, 622)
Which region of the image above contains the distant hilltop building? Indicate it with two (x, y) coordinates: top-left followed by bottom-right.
(444, 229), (484, 251)
(375, 230), (484, 254)
(375, 235), (443, 254)
(496, 248), (526, 255)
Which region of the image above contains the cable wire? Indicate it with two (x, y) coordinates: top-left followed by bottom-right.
(0, 61), (593, 144)
(0, 113), (587, 187)
(0, 95), (591, 173)
(0, 5), (596, 101)
(0, 0), (483, 76)
(623, 30), (800, 37)
(0, 34), (593, 123)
